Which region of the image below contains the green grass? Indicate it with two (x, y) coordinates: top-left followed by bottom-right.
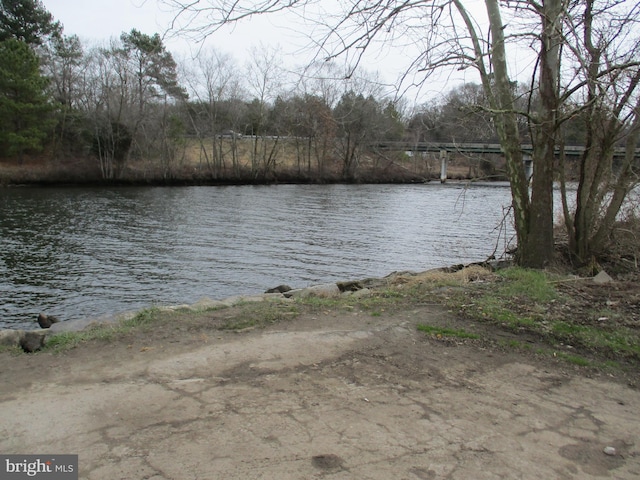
(496, 267), (558, 302)
(429, 267), (640, 362)
(554, 352), (593, 367)
(44, 308), (164, 353)
(551, 321), (640, 357)
(219, 302), (300, 330)
(417, 324), (480, 339)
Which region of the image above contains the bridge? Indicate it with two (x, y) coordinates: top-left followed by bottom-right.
(374, 142), (640, 182)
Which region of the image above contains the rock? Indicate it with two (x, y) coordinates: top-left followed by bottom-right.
(336, 281), (363, 292)
(37, 313), (59, 328)
(265, 284), (293, 294)
(0, 329), (24, 347)
(190, 297), (227, 310)
(350, 288), (372, 298)
(287, 284), (341, 299)
(49, 315), (120, 333)
(593, 271), (613, 284)
(20, 331), (46, 353)
(603, 446), (617, 456)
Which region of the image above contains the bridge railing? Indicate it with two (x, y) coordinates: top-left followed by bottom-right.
(374, 141), (639, 158)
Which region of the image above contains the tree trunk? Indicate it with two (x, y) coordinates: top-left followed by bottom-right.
(483, 0), (534, 266)
(524, 0), (564, 268)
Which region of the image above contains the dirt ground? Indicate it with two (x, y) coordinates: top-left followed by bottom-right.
(1, 300), (639, 480)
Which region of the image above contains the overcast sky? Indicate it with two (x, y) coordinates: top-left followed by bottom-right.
(42, 0), (503, 103)
(44, 0), (286, 57)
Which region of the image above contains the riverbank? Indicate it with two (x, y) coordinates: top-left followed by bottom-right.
(1, 266), (639, 479)
(0, 143), (507, 187)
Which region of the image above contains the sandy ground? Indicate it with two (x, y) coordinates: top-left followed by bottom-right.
(1, 305), (639, 479)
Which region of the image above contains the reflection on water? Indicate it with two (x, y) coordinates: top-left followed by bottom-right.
(0, 184), (514, 329)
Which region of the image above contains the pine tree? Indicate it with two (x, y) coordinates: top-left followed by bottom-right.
(0, 38), (53, 157)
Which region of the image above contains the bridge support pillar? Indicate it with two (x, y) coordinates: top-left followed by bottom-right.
(523, 154), (533, 182)
(440, 150), (448, 183)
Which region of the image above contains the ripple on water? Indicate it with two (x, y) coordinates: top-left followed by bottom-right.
(0, 184), (515, 329)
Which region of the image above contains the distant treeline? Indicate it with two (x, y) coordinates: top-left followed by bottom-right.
(1, 1), (589, 185)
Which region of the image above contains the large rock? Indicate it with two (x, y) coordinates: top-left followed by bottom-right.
(0, 330), (24, 347)
(20, 331), (46, 353)
(286, 284), (341, 299)
(49, 315), (121, 333)
(37, 313), (59, 328)
(593, 270), (614, 284)
(336, 281), (363, 292)
(265, 285), (293, 294)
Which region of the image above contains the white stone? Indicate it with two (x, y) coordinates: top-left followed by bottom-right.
(593, 271), (614, 284)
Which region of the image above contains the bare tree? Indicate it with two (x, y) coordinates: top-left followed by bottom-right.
(180, 48), (245, 177)
(557, 0), (640, 265)
(244, 44), (287, 179)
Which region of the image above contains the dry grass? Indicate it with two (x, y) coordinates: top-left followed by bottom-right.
(389, 265), (497, 287)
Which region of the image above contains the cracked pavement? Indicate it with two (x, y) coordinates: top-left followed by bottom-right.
(1, 308), (639, 479)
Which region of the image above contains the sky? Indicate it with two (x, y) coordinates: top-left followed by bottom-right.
(43, 0), (286, 59)
(41, 0), (506, 103)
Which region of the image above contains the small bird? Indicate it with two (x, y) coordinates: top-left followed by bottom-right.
(37, 313), (59, 329)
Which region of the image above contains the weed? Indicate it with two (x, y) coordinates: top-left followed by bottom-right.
(43, 307), (165, 353)
(555, 352), (592, 367)
(219, 303), (300, 330)
(417, 324), (480, 339)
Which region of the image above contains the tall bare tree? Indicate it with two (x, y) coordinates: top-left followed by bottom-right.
(244, 44), (286, 179)
(180, 48), (244, 177)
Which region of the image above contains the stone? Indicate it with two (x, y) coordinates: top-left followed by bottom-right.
(37, 313), (60, 328)
(350, 288), (372, 298)
(336, 280), (363, 292)
(603, 446), (617, 456)
(288, 284), (341, 299)
(20, 331), (46, 353)
(593, 271), (613, 284)
(0, 329), (24, 347)
(265, 285), (293, 294)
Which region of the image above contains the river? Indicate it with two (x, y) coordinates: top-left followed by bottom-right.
(1, 183), (515, 330)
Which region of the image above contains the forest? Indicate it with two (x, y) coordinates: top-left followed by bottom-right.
(0, 0), (590, 186)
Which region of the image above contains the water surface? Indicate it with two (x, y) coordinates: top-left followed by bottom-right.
(0, 184), (514, 329)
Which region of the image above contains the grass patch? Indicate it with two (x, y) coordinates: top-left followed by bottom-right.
(44, 308), (165, 353)
(0, 344), (23, 355)
(421, 266), (640, 363)
(554, 352), (592, 367)
(551, 322), (640, 357)
(496, 267), (558, 302)
(219, 302), (300, 330)
(441, 268), (559, 331)
(417, 324), (480, 339)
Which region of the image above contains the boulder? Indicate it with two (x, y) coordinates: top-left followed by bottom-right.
(349, 288), (372, 298)
(20, 331), (46, 353)
(37, 313), (59, 328)
(265, 285), (293, 294)
(287, 284), (341, 299)
(336, 281), (363, 292)
(0, 329), (24, 347)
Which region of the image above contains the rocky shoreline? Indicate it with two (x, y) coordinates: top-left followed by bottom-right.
(0, 276), (390, 353)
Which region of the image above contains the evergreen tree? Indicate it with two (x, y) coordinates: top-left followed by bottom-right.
(0, 38), (53, 156)
(0, 0), (61, 45)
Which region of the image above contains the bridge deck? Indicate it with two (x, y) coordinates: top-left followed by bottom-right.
(376, 142), (638, 158)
